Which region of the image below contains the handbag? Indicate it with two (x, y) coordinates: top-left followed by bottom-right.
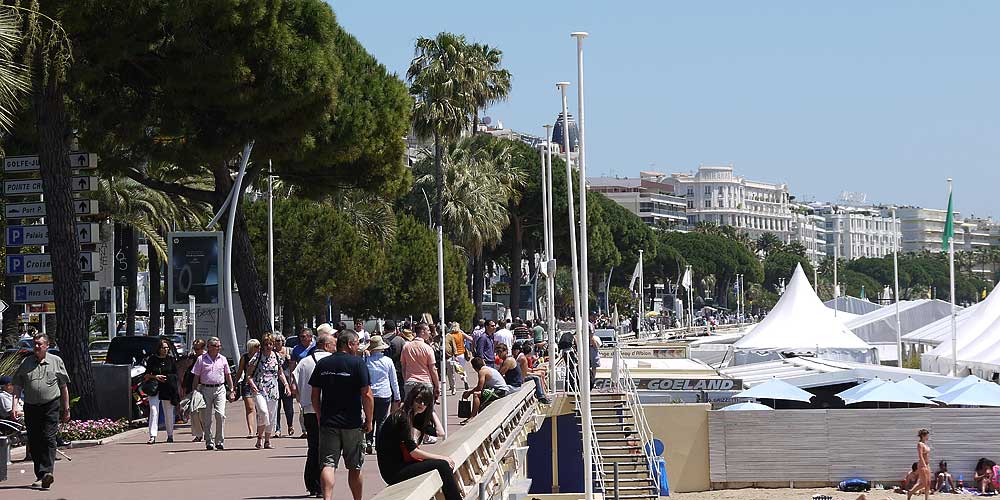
(140, 378), (159, 396)
(458, 398), (473, 419)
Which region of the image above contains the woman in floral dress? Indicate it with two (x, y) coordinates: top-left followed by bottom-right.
(247, 333), (290, 449)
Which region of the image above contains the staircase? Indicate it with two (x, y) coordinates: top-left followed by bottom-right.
(565, 349), (660, 500)
(580, 392), (660, 500)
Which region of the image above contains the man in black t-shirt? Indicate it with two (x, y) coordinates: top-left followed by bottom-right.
(309, 331), (373, 500)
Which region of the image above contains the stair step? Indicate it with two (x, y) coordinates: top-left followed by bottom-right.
(614, 494), (659, 499)
(607, 477), (655, 484)
(598, 445), (643, 451)
(601, 453), (652, 459)
(592, 422), (636, 427)
(606, 486), (657, 492)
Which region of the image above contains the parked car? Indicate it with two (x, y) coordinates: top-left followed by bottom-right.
(89, 339), (111, 363)
(4, 338), (61, 357)
(166, 334), (186, 355)
(116, 320), (149, 336)
(105, 336), (180, 419)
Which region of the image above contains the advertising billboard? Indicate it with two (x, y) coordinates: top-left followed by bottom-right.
(167, 231), (222, 309)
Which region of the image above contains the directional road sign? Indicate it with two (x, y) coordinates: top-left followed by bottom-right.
(6, 223), (100, 246)
(6, 252), (102, 275)
(3, 153), (98, 172)
(0, 299), (7, 315)
(3, 176), (98, 196)
(4, 200), (100, 219)
(13, 281), (100, 303)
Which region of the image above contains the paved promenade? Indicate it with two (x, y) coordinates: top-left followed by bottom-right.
(2, 395), (465, 500)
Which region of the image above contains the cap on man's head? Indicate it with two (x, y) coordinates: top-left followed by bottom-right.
(0, 375), (12, 385)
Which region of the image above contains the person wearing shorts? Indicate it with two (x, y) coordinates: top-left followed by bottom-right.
(310, 331), (373, 500)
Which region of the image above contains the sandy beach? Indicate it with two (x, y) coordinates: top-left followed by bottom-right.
(673, 487), (901, 500)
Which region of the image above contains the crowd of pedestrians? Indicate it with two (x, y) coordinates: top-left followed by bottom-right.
(5, 317), (562, 497)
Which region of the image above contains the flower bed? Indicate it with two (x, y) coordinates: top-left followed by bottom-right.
(59, 418), (129, 441)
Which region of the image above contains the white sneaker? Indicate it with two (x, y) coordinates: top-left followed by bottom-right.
(423, 435), (438, 445)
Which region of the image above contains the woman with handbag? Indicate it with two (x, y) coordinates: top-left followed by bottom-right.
(376, 384), (461, 500)
(233, 339), (260, 439)
(144, 337), (180, 444)
(246, 333), (290, 450)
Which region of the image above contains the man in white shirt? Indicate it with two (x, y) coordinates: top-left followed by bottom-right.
(0, 375), (15, 420)
(353, 319), (370, 350)
(493, 319), (514, 350)
(294, 333), (334, 497)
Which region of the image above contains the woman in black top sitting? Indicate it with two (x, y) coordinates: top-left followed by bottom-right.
(144, 337), (180, 444)
(376, 384), (461, 500)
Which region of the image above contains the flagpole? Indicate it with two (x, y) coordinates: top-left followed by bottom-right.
(947, 178), (957, 376)
(638, 249), (644, 336)
(892, 207), (903, 368)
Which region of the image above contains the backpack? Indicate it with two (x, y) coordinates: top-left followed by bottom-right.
(557, 331), (575, 351)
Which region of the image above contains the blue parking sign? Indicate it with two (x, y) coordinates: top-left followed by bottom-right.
(6, 226), (23, 246)
(13, 285), (26, 302)
(6, 255), (22, 273)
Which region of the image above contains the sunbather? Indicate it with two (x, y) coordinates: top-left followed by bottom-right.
(974, 457), (997, 493)
(894, 462), (919, 494)
(935, 460), (954, 493)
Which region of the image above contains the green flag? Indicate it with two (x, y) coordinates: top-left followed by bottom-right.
(942, 188), (954, 252)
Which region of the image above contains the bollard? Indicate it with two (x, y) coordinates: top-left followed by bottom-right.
(0, 436), (8, 482)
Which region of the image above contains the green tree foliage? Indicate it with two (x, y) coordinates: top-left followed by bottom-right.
(66, 1), (411, 339)
(660, 231), (762, 307)
(357, 215), (473, 326)
(763, 251), (815, 292)
(244, 198), (383, 321)
(608, 286), (639, 317)
(755, 232), (783, 257)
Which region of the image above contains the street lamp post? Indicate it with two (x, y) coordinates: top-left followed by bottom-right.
(557, 80), (583, 379)
(570, 31), (594, 500)
(543, 124), (557, 393)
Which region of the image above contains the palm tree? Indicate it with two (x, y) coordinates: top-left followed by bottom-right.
(96, 175), (211, 335)
(756, 232), (784, 257)
(408, 32), (475, 229)
(0, 7), (28, 133)
(414, 137), (525, 317)
(466, 42), (511, 134)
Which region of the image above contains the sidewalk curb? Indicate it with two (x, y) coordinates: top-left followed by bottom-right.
(9, 426), (147, 460)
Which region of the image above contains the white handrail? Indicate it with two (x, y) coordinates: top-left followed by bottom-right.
(618, 360), (661, 495)
(566, 351), (608, 496)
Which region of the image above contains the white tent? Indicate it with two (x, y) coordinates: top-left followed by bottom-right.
(825, 296), (882, 316)
(846, 299), (953, 345)
(733, 264), (876, 365)
(921, 285), (1000, 375)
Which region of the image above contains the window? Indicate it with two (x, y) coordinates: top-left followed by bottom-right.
(686, 187), (694, 196)
(687, 200), (694, 209)
(704, 200), (712, 208)
(704, 186), (712, 196)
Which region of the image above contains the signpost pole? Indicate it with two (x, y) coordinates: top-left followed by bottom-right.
(108, 286), (117, 339)
(188, 295), (196, 349)
(223, 142), (254, 357)
(267, 161), (275, 330)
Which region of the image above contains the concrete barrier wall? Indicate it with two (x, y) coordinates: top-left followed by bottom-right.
(644, 403), (711, 493)
(709, 408), (1000, 488)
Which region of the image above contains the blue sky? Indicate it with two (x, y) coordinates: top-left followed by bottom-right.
(331, 1), (1000, 219)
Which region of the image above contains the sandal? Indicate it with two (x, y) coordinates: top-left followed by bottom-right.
(263, 440), (273, 449)
(255, 438), (262, 449)
(147, 437), (155, 445)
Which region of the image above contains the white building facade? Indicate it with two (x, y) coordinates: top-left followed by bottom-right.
(789, 205), (827, 264)
(668, 165), (792, 241)
(815, 205), (901, 260)
(896, 207), (959, 254)
(588, 173), (687, 227)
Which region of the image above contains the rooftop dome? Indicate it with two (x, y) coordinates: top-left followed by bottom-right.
(551, 112), (578, 153)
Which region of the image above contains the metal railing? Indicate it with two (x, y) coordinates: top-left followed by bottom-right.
(615, 357), (661, 495)
(565, 350), (608, 496)
(369, 381), (540, 500)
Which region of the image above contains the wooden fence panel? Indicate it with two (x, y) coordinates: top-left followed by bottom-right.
(710, 408), (1000, 485)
